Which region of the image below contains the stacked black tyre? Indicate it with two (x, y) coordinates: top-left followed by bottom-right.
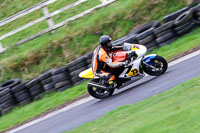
(174, 9), (196, 36)
(67, 56), (88, 85)
(85, 52), (93, 68)
(154, 21), (177, 47)
(135, 21), (161, 50)
(0, 79), (21, 115)
(163, 7), (189, 23)
(11, 81), (32, 106)
(39, 69), (56, 93)
(25, 77), (44, 100)
(192, 4), (200, 25)
(112, 34), (137, 46)
(51, 66), (72, 92)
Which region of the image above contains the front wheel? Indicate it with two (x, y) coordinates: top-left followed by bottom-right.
(142, 55), (168, 76)
(87, 84), (114, 99)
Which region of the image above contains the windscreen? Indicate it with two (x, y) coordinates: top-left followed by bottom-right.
(123, 43), (133, 51)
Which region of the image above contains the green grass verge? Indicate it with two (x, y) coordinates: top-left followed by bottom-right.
(66, 76), (200, 133)
(0, 27), (200, 132)
(0, 0), (191, 83)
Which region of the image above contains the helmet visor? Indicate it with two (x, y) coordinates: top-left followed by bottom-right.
(107, 42), (112, 48)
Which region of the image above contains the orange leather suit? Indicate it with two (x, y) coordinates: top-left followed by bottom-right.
(92, 46), (123, 83)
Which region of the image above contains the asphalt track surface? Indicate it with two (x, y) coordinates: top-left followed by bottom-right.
(12, 53), (200, 133)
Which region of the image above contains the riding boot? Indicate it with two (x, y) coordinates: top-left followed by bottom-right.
(106, 80), (114, 89)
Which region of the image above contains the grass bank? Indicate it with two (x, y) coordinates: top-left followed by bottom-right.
(0, 0), (192, 83)
(0, 26), (200, 132)
(66, 76), (200, 133)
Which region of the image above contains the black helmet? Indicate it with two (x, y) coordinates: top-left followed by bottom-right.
(100, 35), (112, 48)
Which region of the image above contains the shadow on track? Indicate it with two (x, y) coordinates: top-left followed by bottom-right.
(91, 70), (172, 105)
(93, 76), (157, 105)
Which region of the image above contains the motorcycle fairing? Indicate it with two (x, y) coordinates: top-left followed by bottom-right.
(128, 68), (139, 77)
(79, 67), (94, 79)
(123, 43), (140, 51)
(143, 54), (157, 65)
(125, 56), (142, 77)
(119, 44), (147, 78)
(131, 44), (140, 50)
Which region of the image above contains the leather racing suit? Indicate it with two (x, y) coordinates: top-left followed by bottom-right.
(92, 46), (123, 84)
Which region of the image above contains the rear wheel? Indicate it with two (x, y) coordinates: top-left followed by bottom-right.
(142, 55), (168, 76)
(87, 84), (114, 99)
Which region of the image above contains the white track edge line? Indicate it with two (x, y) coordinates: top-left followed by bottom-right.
(7, 96), (94, 133)
(169, 49), (200, 67)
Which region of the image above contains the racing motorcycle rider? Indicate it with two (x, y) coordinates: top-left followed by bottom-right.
(92, 35), (137, 89)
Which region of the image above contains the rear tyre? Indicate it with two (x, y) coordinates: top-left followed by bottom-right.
(87, 84), (114, 99)
(143, 56), (168, 76)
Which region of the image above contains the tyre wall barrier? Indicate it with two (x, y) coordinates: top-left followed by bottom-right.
(0, 3), (200, 116)
(113, 4), (200, 48)
(0, 55), (92, 116)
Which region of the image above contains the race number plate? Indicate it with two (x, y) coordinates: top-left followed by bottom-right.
(128, 69), (139, 77)
(131, 44), (140, 50)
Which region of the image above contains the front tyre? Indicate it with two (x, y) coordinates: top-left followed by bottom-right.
(87, 84), (114, 99)
(142, 55), (168, 76)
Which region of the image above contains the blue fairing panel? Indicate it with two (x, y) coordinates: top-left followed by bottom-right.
(143, 54), (156, 65)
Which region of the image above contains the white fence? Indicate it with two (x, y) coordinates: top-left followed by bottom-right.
(0, 0), (117, 53)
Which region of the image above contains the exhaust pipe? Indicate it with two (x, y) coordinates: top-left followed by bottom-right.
(88, 82), (107, 89)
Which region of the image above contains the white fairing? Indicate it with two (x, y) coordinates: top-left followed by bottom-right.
(132, 44), (147, 69)
(119, 43), (147, 78)
(135, 44), (147, 58)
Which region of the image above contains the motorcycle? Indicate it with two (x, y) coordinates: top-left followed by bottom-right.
(79, 43), (168, 99)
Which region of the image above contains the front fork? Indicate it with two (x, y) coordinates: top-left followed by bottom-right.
(142, 61), (156, 69)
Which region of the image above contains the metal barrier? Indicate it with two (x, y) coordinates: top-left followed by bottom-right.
(0, 0), (117, 53)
